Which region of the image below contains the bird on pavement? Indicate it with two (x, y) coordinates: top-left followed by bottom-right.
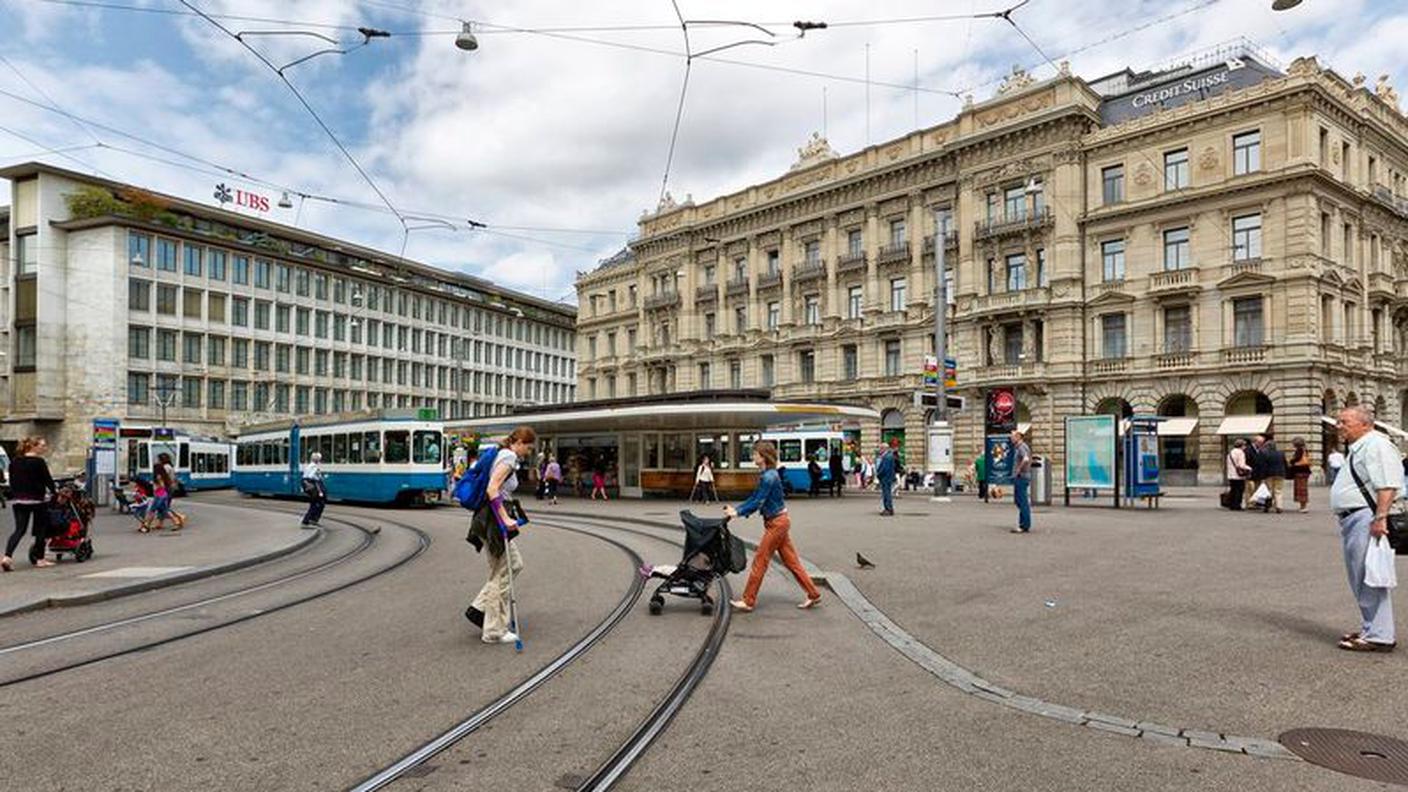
(856, 553), (876, 569)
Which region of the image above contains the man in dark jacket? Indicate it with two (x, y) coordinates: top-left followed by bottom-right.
(828, 450), (845, 497)
(1258, 434), (1288, 513)
(1243, 436), (1265, 510)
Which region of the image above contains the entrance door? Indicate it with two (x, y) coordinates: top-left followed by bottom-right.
(621, 433), (642, 498)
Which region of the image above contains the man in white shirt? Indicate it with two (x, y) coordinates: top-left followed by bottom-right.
(1329, 406), (1400, 652)
(300, 451), (327, 529)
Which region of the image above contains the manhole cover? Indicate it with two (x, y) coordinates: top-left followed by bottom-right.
(1280, 728), (1408, 786)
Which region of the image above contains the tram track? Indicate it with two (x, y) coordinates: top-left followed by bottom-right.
(0, 502), (431, 689)
(350, 513), (731, 792)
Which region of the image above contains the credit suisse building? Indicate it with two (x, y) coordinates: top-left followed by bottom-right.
(576, 43), (1408, 486)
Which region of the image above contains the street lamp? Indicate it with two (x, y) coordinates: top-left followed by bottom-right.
(1271, 0), (1302, 10)
(455, 22), (479, 51)
(152, 376), (178, 438)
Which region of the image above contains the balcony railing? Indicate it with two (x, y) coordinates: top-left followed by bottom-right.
(757, 270), (783, 289)
(1223, 345), (1266, 364)
(792, 260), (826, 283)
(837, 251), (867, 274)
(973, 206), (1053, 241)
(694, 283), (718, 303)
(922, 231), (959, 253)
(644, 291), (680, 310)
(877, 241), (910, 265)
(1368, 271), (1395, 296)
(725, 277), (750, 297)
(1149, 267), (1199, 292)
(1229, 257), (1263, 277)
(965, 287), (1051, 316)
(1155, 351), (1196, 369)
(1090, 358), (1129, 374)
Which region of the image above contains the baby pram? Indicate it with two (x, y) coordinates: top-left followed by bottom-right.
(645, 510), (747, 616)
(43, 485), (95, 563)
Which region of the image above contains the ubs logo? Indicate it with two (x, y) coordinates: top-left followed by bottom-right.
(213, 183), (270, 212)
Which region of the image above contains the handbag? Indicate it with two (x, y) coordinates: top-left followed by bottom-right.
(1346, 454), (1408, 555)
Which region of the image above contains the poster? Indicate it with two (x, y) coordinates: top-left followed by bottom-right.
(1065, 415), (1117, 489)
(1136, 433), (1159, 484)
(94, 448), (117, 476)
(985, 434), (1015, 485)
(986, 388), (1017, 433)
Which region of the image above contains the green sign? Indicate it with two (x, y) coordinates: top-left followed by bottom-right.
(1065, 415), (1117, 489)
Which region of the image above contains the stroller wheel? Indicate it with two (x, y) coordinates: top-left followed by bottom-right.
(76, 542), (93, 562)
(700, 601), (714, 616)
(648, 596), (664, 616)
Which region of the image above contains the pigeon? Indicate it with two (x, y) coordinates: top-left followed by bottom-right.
(856, 553), (876, 570)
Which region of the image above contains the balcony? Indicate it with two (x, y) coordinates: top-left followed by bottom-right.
(757, 270), (783, 290)
(725, 278), (750, 297)
(1223, 345), (1267, 365)
(1090, 357), (1129, 375)
(1228, 257), (1263, 277)
(922, 231), (959, 254)
(694, 283), (718, 304)
(877, 241), (911, 265)
(1368, 271), (1395, 297)
(964, 287), (1051, 317)
(1155, 350), (1196, 369)
(643, 291), (680, 311)
(1148, 267), (1199, 293)
(837, 251), (868, 275)
(870, 309), (907, 330)
(973, 206), (1053, 241)
(792, 260), (826, 284)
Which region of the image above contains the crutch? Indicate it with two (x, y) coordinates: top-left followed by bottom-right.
(496, 502), (524, 653)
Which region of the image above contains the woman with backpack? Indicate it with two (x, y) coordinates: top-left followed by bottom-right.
(466, 426), (536, 645)
(725, 439), (822, 612)
(2, 437), (58, 570)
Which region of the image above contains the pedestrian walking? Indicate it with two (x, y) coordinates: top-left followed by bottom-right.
(1225, 439), (1251, 511)
(828, 449), (845, 497)
(1327, 447), (1346, 484)
(807, 455), (823, 498)
(975, 454), (988, 501)
(1288, 437), (1313, 513)
(2, 437), (58, 570)
(144, 453), (186, 532)
(860, 454), (874, 490)
(691, 455), (717, 503)
(876, 440), (899, 516)
(0, 442), (10, 509)
(590, 464), (609, 500)
(300, 451), (327, 529)
(725, 440), (821, 612)
(1258, 434), (1287, 513)
(468, 426), (535, 645)
(1330, 406), (1400, 652)
(543, 456), (562, 504)
(1010, 430), (1033, 533)
(1243, 436), (1267, 510)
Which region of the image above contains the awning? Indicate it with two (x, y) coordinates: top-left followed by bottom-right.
(1018, 422), (1031, 435)
(1157, 417), (1199, 437)
(450, 400), (881, 434)
(1319, 415), (1336, 430)
(1375, 421), (1408, 441)
(1216, 415), (1273, 436)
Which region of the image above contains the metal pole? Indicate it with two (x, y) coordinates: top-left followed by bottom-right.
(932, 211), (951, 498)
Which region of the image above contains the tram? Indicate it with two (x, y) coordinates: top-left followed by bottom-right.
(234, 410), (448, 505)
(134, 436), (236, 492)
(761, 428), (852, 493)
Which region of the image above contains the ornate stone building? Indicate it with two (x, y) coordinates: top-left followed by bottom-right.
(576, 43), (1408, 486)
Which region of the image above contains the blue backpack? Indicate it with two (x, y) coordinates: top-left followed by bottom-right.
(453, 447), (499, 511)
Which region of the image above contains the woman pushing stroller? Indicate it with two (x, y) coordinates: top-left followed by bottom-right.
(724, 440), (822, 612)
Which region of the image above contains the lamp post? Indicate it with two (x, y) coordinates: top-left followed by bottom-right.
(152, 376), (179, 438)
(929, 208), (954, 501)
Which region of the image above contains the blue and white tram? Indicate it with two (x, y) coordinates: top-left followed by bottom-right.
(761, 428), (852, 493)
(234, 412), (448, 505)
(135, 436), (236, 492)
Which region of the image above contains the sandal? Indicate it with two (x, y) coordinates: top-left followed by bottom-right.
(797, 595), (822, 610)
(1, 557), (12, 572)
(1338, 637), (1395, 653)
(729, 599), (754, 612)
(33, 559), (55, 568)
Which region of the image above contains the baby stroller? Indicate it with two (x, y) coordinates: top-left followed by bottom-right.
(646, 510), (746, 616)
(43, 485), (95, 563)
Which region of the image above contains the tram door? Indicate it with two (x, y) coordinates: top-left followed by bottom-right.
(621, 434), (642, 498)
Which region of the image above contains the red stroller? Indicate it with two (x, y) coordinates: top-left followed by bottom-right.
(42, 485), (95, 563)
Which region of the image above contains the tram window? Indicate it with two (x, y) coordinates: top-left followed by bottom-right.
(179, 443), (189, 468)
(280, 439), (289, 465)
(363, 432), (382, 463)
(319, 435), (333, 462)
(696, 434), (731, 469)
(299, 438), (312, 464)
(194, 454), (206, 473)
(737, 433), (759, 469)
(805, 439), (829, 463)
(139, 445), (150, 469)
(385, 431), (410, 463)
(333, 433), (349, 464)
(413, 431), (442, 464)
(259, 443), (271, 465)
(779, 439), (803, 464)
(349, 433), (363, 464)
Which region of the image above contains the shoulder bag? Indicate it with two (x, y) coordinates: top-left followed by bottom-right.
(1346, 453), (1407, 555)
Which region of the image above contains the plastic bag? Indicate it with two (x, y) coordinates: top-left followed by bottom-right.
(1250, 483), (1271, 505)
(1365, 535), (1398, 589)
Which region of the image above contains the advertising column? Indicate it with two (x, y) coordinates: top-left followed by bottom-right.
(984, 387), (1017, 497)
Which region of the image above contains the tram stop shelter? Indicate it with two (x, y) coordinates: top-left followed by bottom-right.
(449, 390), (878, 499)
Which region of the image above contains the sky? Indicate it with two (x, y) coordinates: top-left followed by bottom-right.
(2, 0), (1406, 304)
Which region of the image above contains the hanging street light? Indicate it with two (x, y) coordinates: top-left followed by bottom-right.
(455, 22), (479, 52)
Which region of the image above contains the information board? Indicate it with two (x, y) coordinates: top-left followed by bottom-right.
(1065, 415), (1117, 489)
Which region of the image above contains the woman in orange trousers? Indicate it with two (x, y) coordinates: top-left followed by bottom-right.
(724, 440), (822, 612)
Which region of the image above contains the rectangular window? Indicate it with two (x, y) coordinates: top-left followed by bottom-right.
(156, 238), (177, 271)
(314, 273), (328, 300)
(315, 311), (328, 339)
(804, 295), (820, 325)
(232, 338), (249, 368)
(183, 288), (203, 319)
(766, 250), (779, 274)
(295, 347), (310, 375)
(275, 264), (291, 292)
(129, 278), (151, 311)
(181, 376), (201, 408)
(804, 240), (821, 265)
(254, 259), (271, 288)
(254, 341), (271, 371)
(986, 192), (998, 223)
(127, 326), (150, 359)
(157, 329), (177, 361)
(847, 286), (863, 319)
(232, 255), (249, 284)
(733, 307), (746, 334)
(14, 325), (36, 368)
(883, 340), (901, 376)
(183, 332), (202, 364)
(1164, 148), (1189, 190)
(703, 313), (715, 339)
(208, 293), (226, 323)
(294, 268), (310, 297)
(1005, 254), (1027, 292)
(1232, 214), (1262, 261)
(1101, 164), (1124, 205)
(1003, 322), (1023, 365)
(296, 307), (310, 336)
(1003, 186), (1025, 221)
(698, 362), (711, 389)
(128, 232), (150, 267)
(889, 277), (907, 312)
(1233, 130), (1260, 175)
(1233, 297), (1264, 347)
(1163, 227), (1191, 271)
(889, 218), (907, 245)
(1101, 239), (1126, 281)
(842, 345), (858, 380)
(231, 380), (248, 411)
(208, 380), (225, 410)
(1036, 248), (1047, 288)
(847, 229), (863, 256)
(1101, 314), (1128, 358)
(207, 335), (225, 366)
(1163, 305), (1192, 353)
(275, 304), (290, 333)
(315, 349), (329, 376)
(766, 302), (780, 330)
(761, 354), (775, 386)
(987, 258), (997, 293)
(799, 350), (816, 384)
(156, 283), (178, 315)
(232, 297), (249, 327)
(275, 344), (290, 373)
(183, 244), (202, 276)
(127, 372), (149, 405)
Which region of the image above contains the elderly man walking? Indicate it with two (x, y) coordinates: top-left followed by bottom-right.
(1331, 406), (1400, 652)
(1010, 430), (1033, 533)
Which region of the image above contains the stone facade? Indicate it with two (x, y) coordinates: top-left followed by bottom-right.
(0, 164), (578, 473)
(576, 49), (1408, 487)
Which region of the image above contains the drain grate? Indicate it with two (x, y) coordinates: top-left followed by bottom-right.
(1280, 728), (1408, 786)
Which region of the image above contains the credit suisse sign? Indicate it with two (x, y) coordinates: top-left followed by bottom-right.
(1099, 58), (1280, 125)
(1130, 69), (1231, 108)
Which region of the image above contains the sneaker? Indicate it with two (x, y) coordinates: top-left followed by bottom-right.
(482, 631), (519, 645)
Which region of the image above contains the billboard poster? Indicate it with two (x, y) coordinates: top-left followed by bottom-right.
(1065, 415), (1117, 489)
(985, 434), (1015, 486)
(1136, 433), (1159, 484)
(985, 388), (1017, 433)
